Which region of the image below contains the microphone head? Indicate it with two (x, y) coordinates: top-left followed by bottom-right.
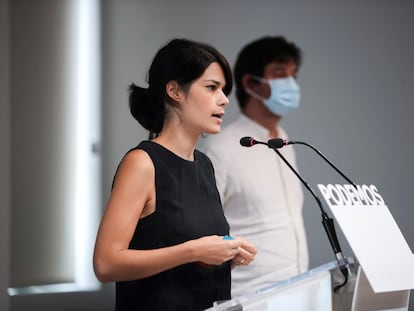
(268, 138), (285, 149)
(240, 136), (256, 147)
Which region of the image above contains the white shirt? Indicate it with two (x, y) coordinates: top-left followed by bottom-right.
(199, 114), (309, 297)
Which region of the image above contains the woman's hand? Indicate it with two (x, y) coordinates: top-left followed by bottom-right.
(190, 235), (242, 266)
(230, 236), (257, 269)
(188, 235), (257, 269)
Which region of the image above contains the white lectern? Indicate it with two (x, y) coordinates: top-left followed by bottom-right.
(206, 183), (414, 310)
(206, 258), (357, 311)
(318, 184), (413, 310)
(205, 257), (411, 310)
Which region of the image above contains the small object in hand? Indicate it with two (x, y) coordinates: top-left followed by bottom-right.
(223, 235), (234, 240)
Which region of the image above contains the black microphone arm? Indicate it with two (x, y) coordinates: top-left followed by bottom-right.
(267, 138), (357, 188)
(240, 136), (349, 284)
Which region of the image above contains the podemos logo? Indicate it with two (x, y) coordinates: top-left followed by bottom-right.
(317, 184), (385, 207)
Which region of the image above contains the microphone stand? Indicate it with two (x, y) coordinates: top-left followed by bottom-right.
(255, 140), (349, 290)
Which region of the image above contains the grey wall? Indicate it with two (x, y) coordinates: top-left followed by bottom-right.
(3, 0), (413, 310)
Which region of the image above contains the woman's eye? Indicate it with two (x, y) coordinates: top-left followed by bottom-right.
(207, 85), (217, 90)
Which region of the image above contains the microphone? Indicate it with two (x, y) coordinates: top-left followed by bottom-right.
(240, 136), (349, 287)
(267, 138), (357, 187)
(240, 136), (266, 147)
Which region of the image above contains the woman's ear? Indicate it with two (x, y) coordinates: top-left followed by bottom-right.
(166, 80), (183, 102)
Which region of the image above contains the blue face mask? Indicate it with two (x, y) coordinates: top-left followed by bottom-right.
(246, 76), (301, 117)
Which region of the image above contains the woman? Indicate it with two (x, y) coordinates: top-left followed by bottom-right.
(93, 38), (256, 311)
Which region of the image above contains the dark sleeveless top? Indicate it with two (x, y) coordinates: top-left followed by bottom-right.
(115, 141), (231, 311)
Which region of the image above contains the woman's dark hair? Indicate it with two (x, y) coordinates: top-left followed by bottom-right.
(129, 38), (233, 139)
(234, 36), (302, 110)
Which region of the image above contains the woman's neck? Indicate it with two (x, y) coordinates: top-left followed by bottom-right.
(153, 125), (198, 161)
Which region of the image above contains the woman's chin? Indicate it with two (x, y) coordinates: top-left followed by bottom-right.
(205, 127), (221, 135)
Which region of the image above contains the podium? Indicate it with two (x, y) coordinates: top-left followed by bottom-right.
(205, 257), (411, 310)
(206, 182), (414, 310)
(205, 258), (354, 311)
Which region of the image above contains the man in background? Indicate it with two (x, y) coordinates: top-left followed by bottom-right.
(200, 36), (309, 297)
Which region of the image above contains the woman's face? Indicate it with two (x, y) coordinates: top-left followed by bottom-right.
(179, 62), (229, 135)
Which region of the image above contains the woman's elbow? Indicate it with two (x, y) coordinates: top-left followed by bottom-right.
(93, 256), (114, 282)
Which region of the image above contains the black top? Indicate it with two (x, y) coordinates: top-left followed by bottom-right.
(115, 141), (231, 311)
